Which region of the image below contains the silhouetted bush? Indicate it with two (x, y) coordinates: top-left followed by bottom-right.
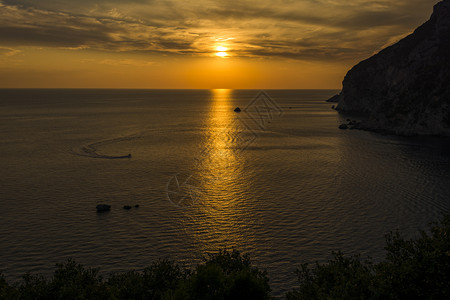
(16, 259), (109, 300)
(374, 214), (450, 299)
(287, 214), (450, 299)
(0, 250), (270, 300)
(106, 259), (185, 299)
(0, 215), (448, 299)
(0, 274), (17, 299)
(176, 249), (271, 300)
(286, 252), (374, 300)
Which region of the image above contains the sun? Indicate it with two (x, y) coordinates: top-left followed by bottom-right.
(216, 46), (228, 52)
(215, 46), (228, 57)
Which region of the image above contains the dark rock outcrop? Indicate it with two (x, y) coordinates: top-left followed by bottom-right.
(334, 0), (450, 136)
(96, 204), (111, 212)
(327, 94), (340, 103)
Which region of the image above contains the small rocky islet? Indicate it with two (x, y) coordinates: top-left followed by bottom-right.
(95, 204), (139, 212)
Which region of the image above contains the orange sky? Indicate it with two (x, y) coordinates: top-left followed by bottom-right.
(0, 0), (436, 89)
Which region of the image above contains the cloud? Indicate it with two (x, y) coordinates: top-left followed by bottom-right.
(81, 58), (154, 67)
(0, 2), (199, 53)
(0, 0), (438, 61)
(0, 46), (21, 56)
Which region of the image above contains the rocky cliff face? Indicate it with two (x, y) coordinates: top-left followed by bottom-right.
(333, 0), (450, 136)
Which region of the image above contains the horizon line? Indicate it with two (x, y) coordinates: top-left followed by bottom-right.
(0, 87), (341, 91)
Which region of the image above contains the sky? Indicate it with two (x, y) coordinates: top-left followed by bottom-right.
(0, 0), (437, 89)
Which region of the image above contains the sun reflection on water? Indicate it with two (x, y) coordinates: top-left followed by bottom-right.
(187, 89), (256, 252)
(204, 89), (236, 173)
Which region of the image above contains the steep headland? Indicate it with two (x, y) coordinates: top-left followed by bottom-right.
(331, 0), (450, 136)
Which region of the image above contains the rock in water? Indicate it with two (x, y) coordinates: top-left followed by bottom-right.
(96, 204), (111, 212)
(326, 94), (340, 103)
(335, 0), (450, 136)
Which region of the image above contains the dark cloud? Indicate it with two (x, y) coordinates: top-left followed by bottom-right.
(0, 25), (114, 47)
(0, 0), (439, 61)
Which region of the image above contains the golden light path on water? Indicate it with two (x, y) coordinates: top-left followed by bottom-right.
(187, 89), (257, 253)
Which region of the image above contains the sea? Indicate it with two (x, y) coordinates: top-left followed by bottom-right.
(1, 89), (449, 297)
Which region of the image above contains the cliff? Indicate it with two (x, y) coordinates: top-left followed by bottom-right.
(332, 0), (450, 136)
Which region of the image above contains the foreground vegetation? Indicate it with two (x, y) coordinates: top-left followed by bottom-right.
(1, 215), (449, 299)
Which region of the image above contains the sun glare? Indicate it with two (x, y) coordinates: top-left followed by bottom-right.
(215, 45), (229, 57)
(216, 46), (228, 52)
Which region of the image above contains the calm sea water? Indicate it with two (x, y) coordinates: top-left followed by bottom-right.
(1, 89), (449, 297)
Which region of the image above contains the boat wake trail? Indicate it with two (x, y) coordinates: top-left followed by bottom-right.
(72, 135), (139, 159)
